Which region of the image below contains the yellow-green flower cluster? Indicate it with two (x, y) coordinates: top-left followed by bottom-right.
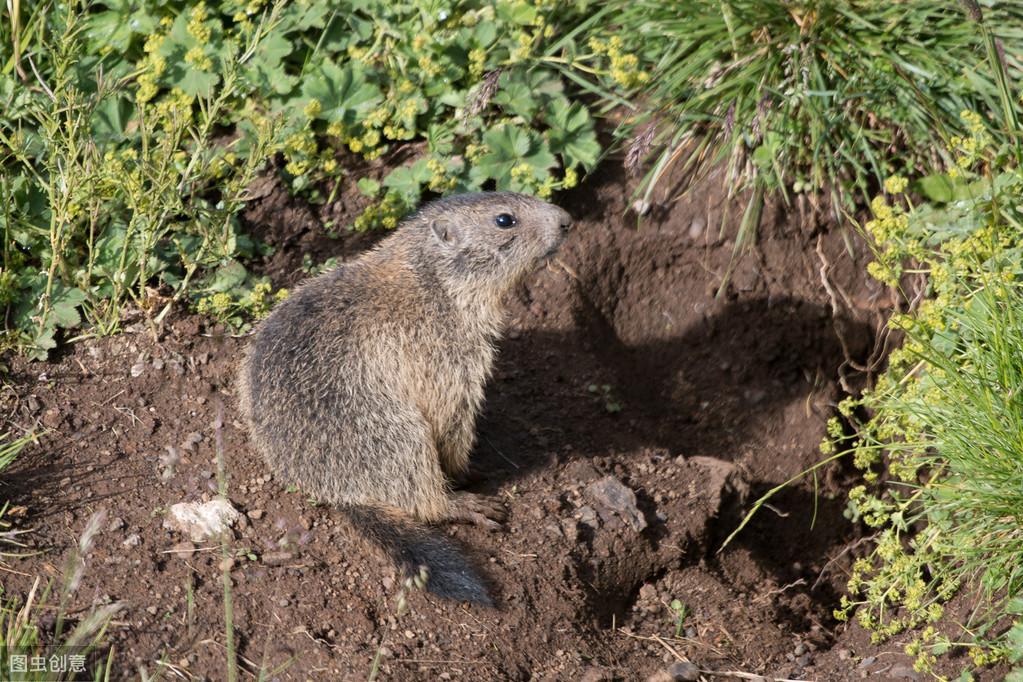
(510, 31), (535, 63)
(210, 152), (238, 179)
(325, 121), (385, 161)
(969, 645), (1006, 667)
(865, 260), (901, 288)
(185, 45), (213, 71)
(284, 129), (318, 177)
(196, 292), (233, 317)
(364, 107), (389, 129)
(848, 484), (888, 526)
(196, 283), (287, 327)
(247, 281), (288, 319)
(863, 194), (913, 287)
(187, 2), (213, 43)
(136, 32), (168, 103)
(353, 192), (406, 231)
(304, 98), (322, 119)
(864, 195), (909, 244)
(416, 54), (442, 78)
(883, 174), (908, 194)
(152, 88), (195, 124)
(563, 167), (578, 189)
(468, 48), (487, 79)
(536, 175), (556, 199)
(948, 110), (990, 177)
(589, 36), (650, 89)
(427, 158), (458, 193)
(511, 162), (537, 187)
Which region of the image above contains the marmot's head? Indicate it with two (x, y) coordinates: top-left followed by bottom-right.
(411, 192), (572, 292)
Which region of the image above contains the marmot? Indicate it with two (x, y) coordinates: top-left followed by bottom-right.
(238, 191), (572, 604)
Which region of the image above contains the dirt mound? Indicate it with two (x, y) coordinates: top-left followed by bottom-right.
(1, 167), (916, 680)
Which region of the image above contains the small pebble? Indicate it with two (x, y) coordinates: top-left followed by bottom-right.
(668, 661), (701, 682)
(580, 667), (612, 682)
(261, 551), (295, 566)
(889, 665), (919, 680)
(688, 216), (706, 239)
(170, 541), (195, 559)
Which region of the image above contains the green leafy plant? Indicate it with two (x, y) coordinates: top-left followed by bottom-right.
(574, 0), (1023, 266)
(1, 2), (283, 357)
(668, 598), (690, 638)
(587, 383), (622, 414)
(1, 0), (614, 357)
(271, 1), (602, 221)
(0, 432), (37, 560)
(828, 110), (1023, 677)
(116, 0), (604, 210)
(1, 512), (120, 681)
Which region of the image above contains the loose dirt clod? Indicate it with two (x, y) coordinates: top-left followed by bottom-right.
(585, 475), (647, 532)
(667, 661), (701, 681)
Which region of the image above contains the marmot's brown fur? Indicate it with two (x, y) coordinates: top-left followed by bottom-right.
(238, 192), (572, 604)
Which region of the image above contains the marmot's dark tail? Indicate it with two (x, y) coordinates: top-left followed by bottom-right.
(340, 506), (492, 606)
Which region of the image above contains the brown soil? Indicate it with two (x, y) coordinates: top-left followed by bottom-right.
(0, 166), (979, 680)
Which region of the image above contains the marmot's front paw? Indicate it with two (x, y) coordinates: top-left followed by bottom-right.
(449, 492), (507, 531)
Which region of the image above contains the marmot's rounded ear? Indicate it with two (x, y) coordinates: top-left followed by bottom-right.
(430, 219), (463, 247)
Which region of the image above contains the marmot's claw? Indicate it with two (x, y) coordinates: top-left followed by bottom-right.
(450, 492), (507, 530)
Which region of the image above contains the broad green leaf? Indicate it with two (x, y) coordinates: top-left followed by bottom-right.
(918, 174), (955, 203)
(48, 286), (87, 329)
(383, 159), (431, 203)
(496, 0), (538, 25)
(207, 260), (248, 293)
(547, 99), (600, 169)
(474, 125), (556, 190)
(1009, 622), (1023, 663)
(300, 61), (383, 125)
(493, 69), (563, 121)
(91, 95), (134, 142)
(357, 178), (381, 197)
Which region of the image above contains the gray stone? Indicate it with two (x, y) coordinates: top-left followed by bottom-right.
(585, 475), (647, 532)
(888, 665), (919, 680)
(668, 660), (700, 681)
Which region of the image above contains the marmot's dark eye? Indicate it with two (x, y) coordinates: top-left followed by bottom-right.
(494, 213), (517, 228)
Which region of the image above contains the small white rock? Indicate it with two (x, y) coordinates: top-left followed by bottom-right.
(164, 499), (240, 542)
(632, 199), (651, 216)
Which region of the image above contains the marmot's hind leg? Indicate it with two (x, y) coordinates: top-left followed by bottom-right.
(346, 402), (451, 522)
(346, 400), (507, 528)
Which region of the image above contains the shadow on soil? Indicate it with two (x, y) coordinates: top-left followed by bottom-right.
(474, 293), (872, 479)
(470, 292), (872, 629)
